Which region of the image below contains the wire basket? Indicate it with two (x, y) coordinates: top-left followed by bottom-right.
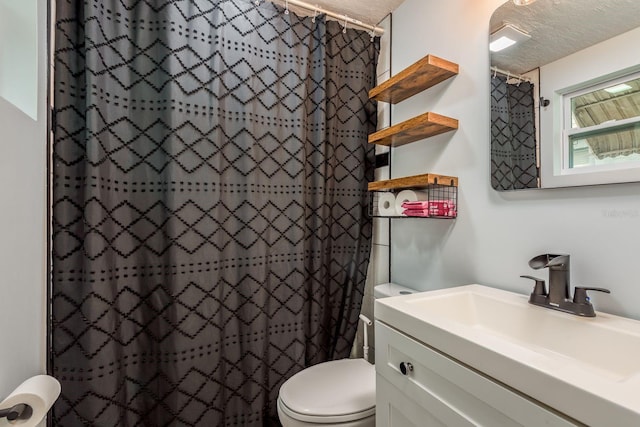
(369, 185), (458, 219)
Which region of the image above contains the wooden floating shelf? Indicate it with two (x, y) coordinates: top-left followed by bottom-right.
(369, 55), (459, 104)
(369, 112), (458, 147)
(368, 174), (458, 191)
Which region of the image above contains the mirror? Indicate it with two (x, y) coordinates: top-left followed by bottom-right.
(489, 0), (640, 190)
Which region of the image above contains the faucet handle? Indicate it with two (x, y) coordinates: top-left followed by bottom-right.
(573, 286), (611, 304)
(520, 275), (547, 296)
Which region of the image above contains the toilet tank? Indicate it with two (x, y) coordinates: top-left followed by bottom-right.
(374, 283), (416, 299)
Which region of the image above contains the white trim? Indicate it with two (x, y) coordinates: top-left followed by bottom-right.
(563, 70), (640, 106)
(559, 71), (640, 175)
(539, 32), (640, 188)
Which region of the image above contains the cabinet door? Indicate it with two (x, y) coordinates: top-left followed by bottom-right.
(377, 374), (448, 427)
(375, 321), (582, 427)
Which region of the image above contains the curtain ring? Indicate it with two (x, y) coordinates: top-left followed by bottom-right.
(493, 68), (497, 79)
(342, 16), (348, 33)
(284, 0), (289, 15)
(255, 0), (260, 5)
(369, 30), (375, 42)
(312, 7), (318, 23)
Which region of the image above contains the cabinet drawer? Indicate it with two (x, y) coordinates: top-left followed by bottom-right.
(375, 321), (581, 427)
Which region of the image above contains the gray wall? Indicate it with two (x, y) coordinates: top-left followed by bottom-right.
(0, 0), (47, 399)
(388, 0), (640, 319)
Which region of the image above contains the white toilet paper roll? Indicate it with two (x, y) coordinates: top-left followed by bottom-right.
(377, 192), (396, 216)
(395, 189), (429, 215)
(0, 375), (61, 427)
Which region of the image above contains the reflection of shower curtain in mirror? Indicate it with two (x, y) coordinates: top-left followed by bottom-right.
(491, 76), (538, 190)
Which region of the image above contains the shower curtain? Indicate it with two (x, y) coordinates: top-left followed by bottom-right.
(51, 0), (377, 425)
(490, 75), (538, 190)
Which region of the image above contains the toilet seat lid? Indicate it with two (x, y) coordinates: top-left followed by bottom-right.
(278, 358), (375, 419)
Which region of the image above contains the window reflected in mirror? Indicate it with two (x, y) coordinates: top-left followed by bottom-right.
(565, 74), (640, 170)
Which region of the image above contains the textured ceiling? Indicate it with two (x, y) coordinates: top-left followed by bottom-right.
(491, 0), (640, 74)
(270, 0), (405, 28)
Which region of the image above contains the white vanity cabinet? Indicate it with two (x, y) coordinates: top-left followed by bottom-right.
(375, 321), (582, 427)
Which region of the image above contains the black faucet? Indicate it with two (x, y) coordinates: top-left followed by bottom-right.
(521, 254), (610, 317)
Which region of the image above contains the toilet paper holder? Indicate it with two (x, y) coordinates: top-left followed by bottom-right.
(0, 403), (32, 421)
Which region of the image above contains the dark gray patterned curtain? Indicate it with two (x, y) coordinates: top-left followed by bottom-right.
(51, 0), (377, 425)
(490, 75), (538, 190)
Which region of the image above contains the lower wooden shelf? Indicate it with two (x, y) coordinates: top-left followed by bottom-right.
(368, 173), (458, 191)
(368, 175), (458, 219)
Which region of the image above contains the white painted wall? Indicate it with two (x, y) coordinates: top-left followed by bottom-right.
(389, 0), (640, 320)
(0, 0), (47, 399)
(539, 26), (640, 188)
(0, 0), (38, 119)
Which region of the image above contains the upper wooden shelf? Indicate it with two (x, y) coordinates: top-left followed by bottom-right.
(368, 174), (458, 191)
(369, 112), (458, 147)
(369, 55), (459, 104)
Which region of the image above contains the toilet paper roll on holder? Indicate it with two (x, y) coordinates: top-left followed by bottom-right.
(0, 402), (33, 421)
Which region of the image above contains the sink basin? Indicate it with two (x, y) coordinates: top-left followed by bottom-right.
(409, 288), (640, 381)
(375, 284), (640, 426)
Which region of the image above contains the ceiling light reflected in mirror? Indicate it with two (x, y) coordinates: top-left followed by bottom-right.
(489, 23), (530, 53)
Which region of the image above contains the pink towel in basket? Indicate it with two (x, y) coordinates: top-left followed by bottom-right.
(402, 199), (457, 217)
(402, 208), (431, 217)
(401, 201), (430, 209)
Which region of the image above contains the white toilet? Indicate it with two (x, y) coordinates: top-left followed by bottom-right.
(277, 283), (415, 426)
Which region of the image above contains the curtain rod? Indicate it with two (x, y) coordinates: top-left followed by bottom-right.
(490, 66), (533, 83)
(264, 0), (385, 35)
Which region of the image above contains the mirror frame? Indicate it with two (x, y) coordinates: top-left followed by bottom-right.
(490, 1), (640, 189)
